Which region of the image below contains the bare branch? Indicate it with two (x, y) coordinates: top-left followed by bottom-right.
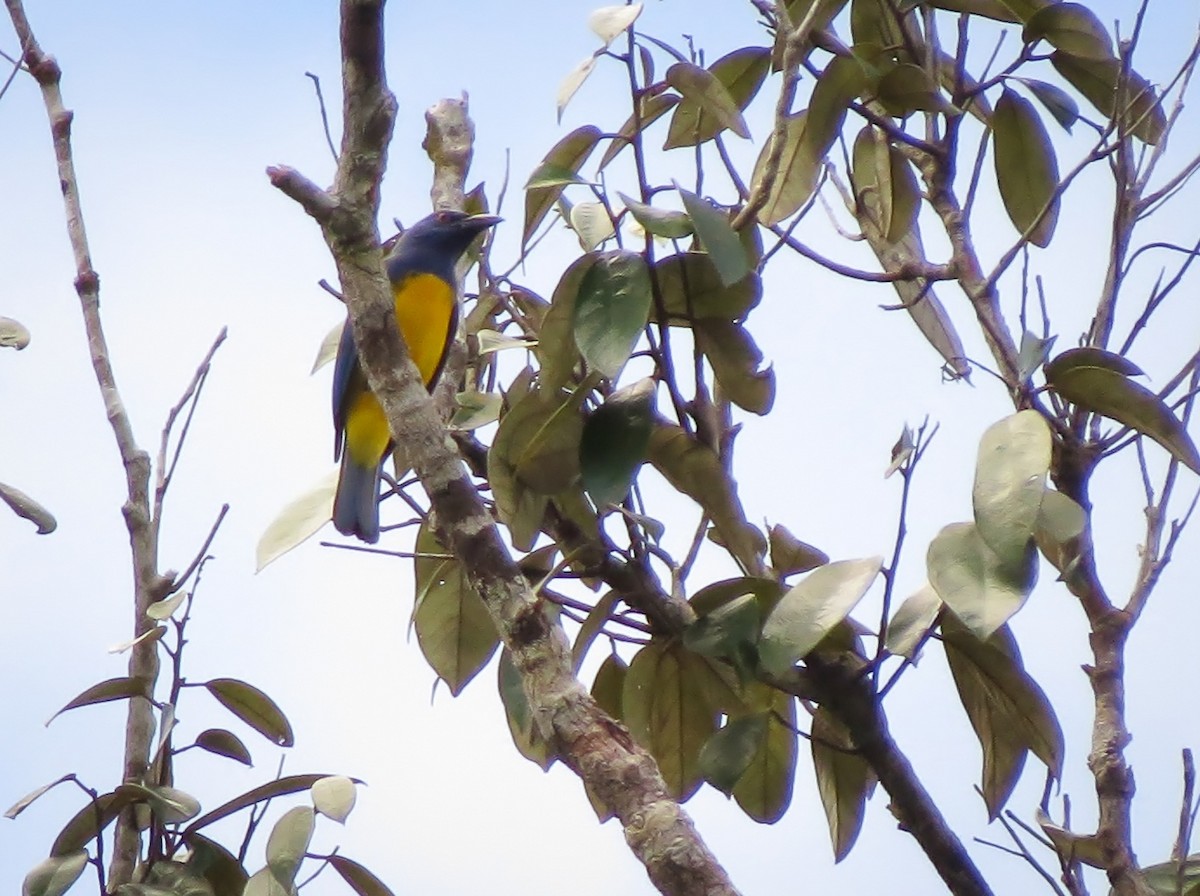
(3, 1), (168, 884)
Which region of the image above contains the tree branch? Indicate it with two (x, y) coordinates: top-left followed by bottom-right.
(4, 1), (168, 885)
(270, 3), (737, 893)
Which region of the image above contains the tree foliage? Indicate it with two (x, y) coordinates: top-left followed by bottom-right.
(6, 0), (1200, 895)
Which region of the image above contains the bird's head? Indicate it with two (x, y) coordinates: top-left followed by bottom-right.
(393, 209), (502, 267)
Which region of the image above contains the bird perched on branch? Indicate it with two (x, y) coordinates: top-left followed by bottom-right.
(332, 209), (500, 543)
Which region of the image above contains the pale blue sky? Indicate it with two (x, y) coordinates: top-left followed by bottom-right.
(2, 2), (1198, 894)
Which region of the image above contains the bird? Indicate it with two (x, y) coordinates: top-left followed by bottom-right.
(332, 209), (501, 543)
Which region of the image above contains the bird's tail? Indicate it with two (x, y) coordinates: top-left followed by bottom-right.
(333, 453), (381, 544)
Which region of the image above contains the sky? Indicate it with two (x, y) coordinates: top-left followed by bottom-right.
(2, 1), (1198, 895)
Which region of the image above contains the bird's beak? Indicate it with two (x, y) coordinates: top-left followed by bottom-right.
(465, 214), (503, 231)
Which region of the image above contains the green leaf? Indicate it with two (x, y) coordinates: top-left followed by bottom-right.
(204, 679), (294, 747)
(760, 557), (883, 675)
(972, 410), (1052, 564)
(49, 676), (152, 724)
(450, 389), (503, 432)
(327, 856), (398, 896)
(689, 576), (784, 617)
(683, 593), (761, 660)
(599, 92), (680, 170)
(942, 615), (1064, 817)
(1022, 3), (1113, 60)
(194, 728), (253, 766)
(618, 192), (694, 239)
(501, 387), (586, 495)
(1045, 348), (1200, 473)
(851, 126), (919, 244)
(812, 706), (876, 859)
(807, 56), (868, 159)
(1050, 51), (1165, 144)
(6, 777), (71, 821)
(698, 713), (767, 794)
(536, 253), (599, 396)
(927, 521), (1038, 640)
(573, 250), (652, 379)
(876, 63), (945, 116)
(580, 378), (655, 507)
(653, 253), (762, 323)
(695, 319), (776, 415)
(1034, 488), (1087, 575)
(499, 648), (557, 769)
(750, 112), (821, 227)
(993, 89), (1060, 247)
(184, 833), (248, 896)
(1140, 856), (1200, 896)
(118, 783), (201, 825)
(311, 776), (357, 824)
(677, 186), (749, 286)
(524, 126), (603, 245)
(851, 0), (913, 58)
(927, 0), (1019, 23)
(992, 0), (1053, 22)
(266, 806), (314, 887)
(648, 422), (766, 573)
(623, 641), (719, 799)
(591, 653), (627, 721)
(244, 867), (293, 896)
(571, 591), (619, 671)
(22, 852), (88, 896)
(733, 688), (797, 823)
(884, 582), (942, 659)
(1012, 78), (1080, 131)
(183, 776), (336, 838)
(413, 522), (499, 695)
(663, 49), (766, 147)
(768, 524), (828, 576)
(52, 790), (136, 855)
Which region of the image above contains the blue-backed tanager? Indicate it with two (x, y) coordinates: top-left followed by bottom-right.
(332, 210), (500, 543)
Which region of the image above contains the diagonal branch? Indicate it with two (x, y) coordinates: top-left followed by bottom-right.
(269, 2), (737, 893)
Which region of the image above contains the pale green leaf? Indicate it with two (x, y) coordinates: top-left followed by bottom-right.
(972, 410), (1052, 563)
(22, 851), (88, 896)
(311, 776), (357, 824)
(587, 3), (642, 46)
(255, 471), (338, 572)
(759, 557), (883, 675)
(311, 322), (341, 374)
(927, 522), (1038, 639)
(266, 806), (314, 887)
(884, 582), (942, 659)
